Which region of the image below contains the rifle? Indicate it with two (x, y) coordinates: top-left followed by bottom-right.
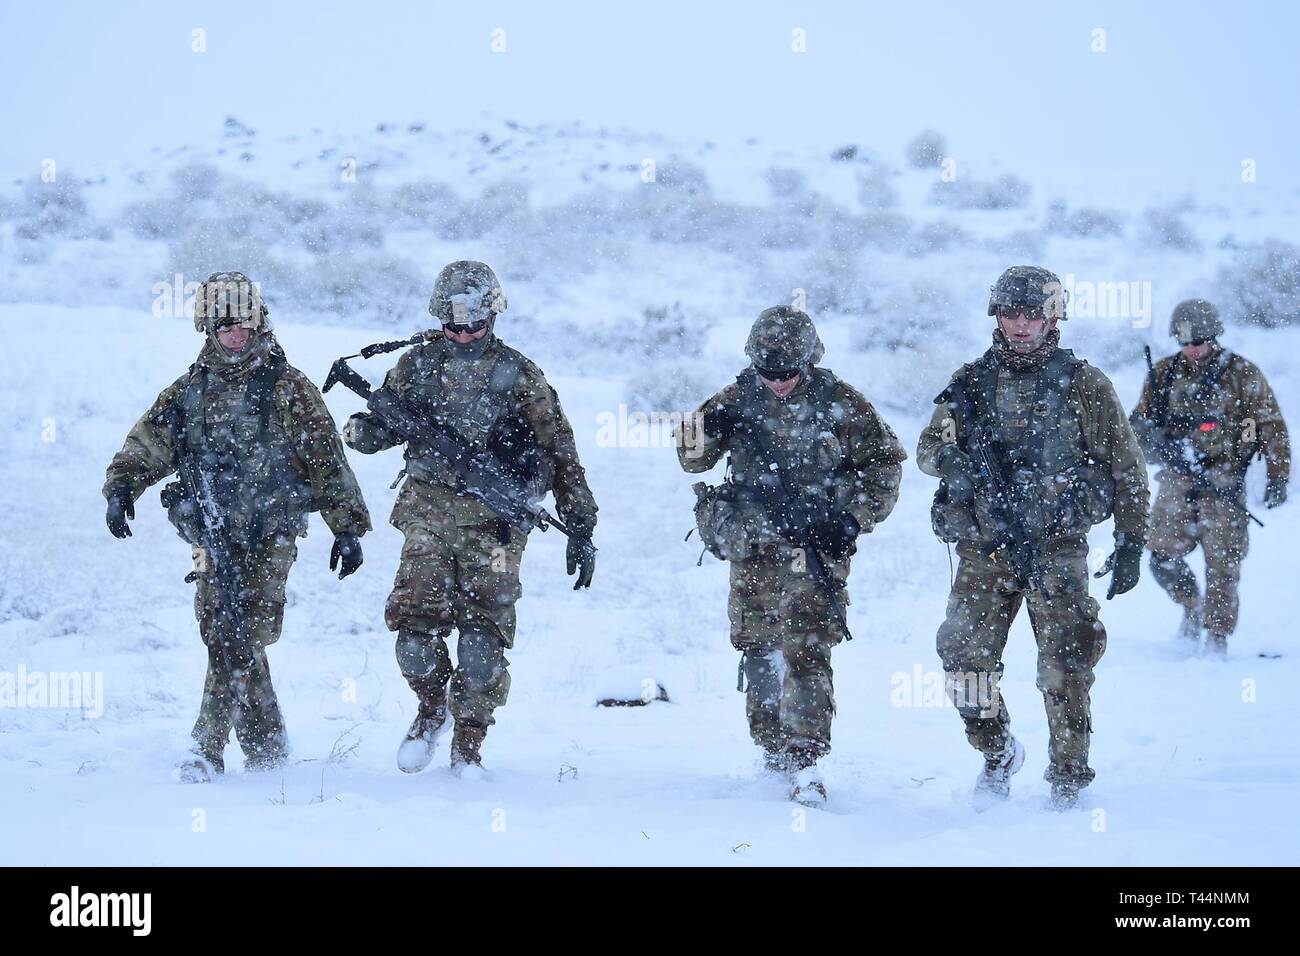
(1142, 346), (1263, 528)
(163, 443), (257, 710)
(940, 377), (1046, 591)
(323, 343), (594, 553)
(728, 406), (853, 641)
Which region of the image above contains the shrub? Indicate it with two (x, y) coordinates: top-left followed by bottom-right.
(905, 129), (947, 169)
(1215, 239), (1300, 327)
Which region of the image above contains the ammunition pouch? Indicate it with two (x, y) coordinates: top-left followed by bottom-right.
(692, 481), (780, 563)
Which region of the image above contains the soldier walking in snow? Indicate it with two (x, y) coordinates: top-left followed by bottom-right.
(1129, 299), (1290, 654)
(342, 261), (598, 777)
(677, 306), (906, 807)
(104, 272), (371, 781)
(917, 266), (1149, 809)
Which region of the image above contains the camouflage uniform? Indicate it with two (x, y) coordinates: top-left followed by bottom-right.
(104, 279), (371, 770)
(678, 319), (906, 765)
(1130, 343), (1290, 642)
(918, 332), (1148, 791)
(344, 329), (597, 741)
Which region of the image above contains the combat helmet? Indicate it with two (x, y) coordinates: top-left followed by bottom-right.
(988, 265), (1067, 320)
(192, 271), (270, 334)
(744, 306), (824, 376)
(428, 260), (508, 330)
(1169, 298), (1223, 344)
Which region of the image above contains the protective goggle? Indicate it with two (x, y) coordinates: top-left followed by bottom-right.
(995, 305), (1049, 323)
(755, 365), (801, 382)
(443, 317), (491, 335)
(213, 314), (262, 331)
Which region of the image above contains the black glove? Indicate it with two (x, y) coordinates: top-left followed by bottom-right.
(936, 444), (976, 503)
(1265, 477), (1288, 509)
(702, 406), (735, 441)
(566, 534), (595, 590)
(329, 532), (364, 579)
(106, 490), (134, 538)
(1156, 437), (1191, 471)
(1094, 535), (1143, 600)
(811, 511), (860, 558)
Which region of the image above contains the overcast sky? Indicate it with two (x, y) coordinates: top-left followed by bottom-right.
(4, 1), (1297, 192)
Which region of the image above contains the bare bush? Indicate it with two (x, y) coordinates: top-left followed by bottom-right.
(905, 129), (947, 169)
(1215, 239), (1300, 327)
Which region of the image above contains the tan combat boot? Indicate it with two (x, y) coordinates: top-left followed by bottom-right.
(397, 688), (450, 774)
(450, 722), (488, 778)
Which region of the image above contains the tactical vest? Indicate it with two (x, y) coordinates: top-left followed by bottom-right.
(399, 339), (547, 494)
(1154, 348), (1240, 466)
(727, 367), (848, 510)
(954, 347), (1113, 540)
(166, 355), (313, 549)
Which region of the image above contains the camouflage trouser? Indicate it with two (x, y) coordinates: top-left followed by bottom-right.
(729, 546), (850, 757)
(936, 537), (1106, 786)
(1147, 479), (1250, 638)
(191, 533), (297, 760)
(385, 520), (525, 728)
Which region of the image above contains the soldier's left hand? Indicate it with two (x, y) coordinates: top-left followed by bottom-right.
(566, 535), (595, 589)
(812, 511), (860, 559)
(1265, 477), (1288, 509)
(105, 490), (134, 539)
(330, 532), (364, 579)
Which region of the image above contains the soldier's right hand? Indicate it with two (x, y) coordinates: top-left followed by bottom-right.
(702, 406), (734, 441)
(936, 444), (976, 501)
(106, 491), (134, 538)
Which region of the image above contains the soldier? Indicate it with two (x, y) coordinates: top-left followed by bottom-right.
(103, 272), (372, 782)
(1129, 299), (1290, 654)
(342, 261), (598, 777)
(676, 306), (906, 807)
(917, 266), (1149, 810)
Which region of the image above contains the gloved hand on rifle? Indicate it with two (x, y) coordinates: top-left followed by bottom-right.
(566, 534), (595, 590)
(105, 489), (134, 539)
(1156, 437), (1193, 472)
(935, 443), (977, 503)
(330, 532), (364, 579)
(782, 499), (858, 558)
(1265, 477), (1288, 509)
(1094, 533), (1143, 600)
(810, 510), (861, 559)
(701, 405), (735, 442)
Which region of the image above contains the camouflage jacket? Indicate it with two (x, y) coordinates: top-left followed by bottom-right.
(103, 336), (372, 539)
(1130, 344), (1290, 486)
(676, 366), (907, 533)
(343, 331), (598, 534)
(918, 348), (1149, 543)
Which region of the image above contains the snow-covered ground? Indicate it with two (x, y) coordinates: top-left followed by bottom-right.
(1, 296), (1296, 865)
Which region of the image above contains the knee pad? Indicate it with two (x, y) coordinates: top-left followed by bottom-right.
(457, 628), (506, 691)
(1150, 551), (1193, 582)
(395, 630), (444, 679)
(945, 668), (1002, 720)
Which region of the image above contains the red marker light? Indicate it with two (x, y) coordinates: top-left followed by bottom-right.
(1199, 422), (1217, 431)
